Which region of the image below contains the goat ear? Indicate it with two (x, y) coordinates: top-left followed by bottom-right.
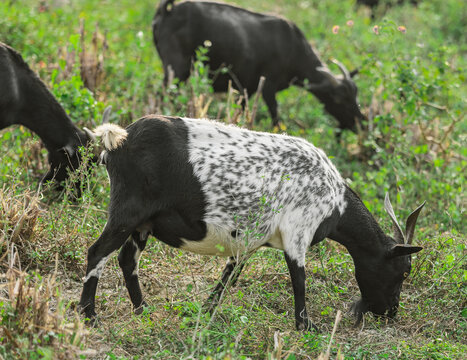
(384, 193), (405, 244)
(102, 105), (112, 124)
(387, 244), (423, 258)
(349, 68), (359, 78)
(405, 201), (426, 244)
(62, 144), (76, 157)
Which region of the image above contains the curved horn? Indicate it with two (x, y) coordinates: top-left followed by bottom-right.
(331, 59), (351, 81)
(83, 127), (96, 142)
(102, 105), (112, 124)
(405, 201), (426, 244)
(384, 193), (405, 244)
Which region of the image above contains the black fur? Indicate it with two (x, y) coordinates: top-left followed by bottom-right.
(329, 187), (420, 320)
(79, 116), (208, 319)
(0, 42), (94, 193)
(152, 0), (365, 130)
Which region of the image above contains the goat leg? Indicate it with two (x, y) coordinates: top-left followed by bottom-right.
(203, 256), (246, 314)
(284, 251), (318, 332)
(79, 226), (130, 323)
(118, 231), (149, 314)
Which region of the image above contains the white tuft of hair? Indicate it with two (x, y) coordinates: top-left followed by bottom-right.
(93, 124), (128, 151)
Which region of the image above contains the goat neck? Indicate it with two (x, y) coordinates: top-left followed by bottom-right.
(18, 79), (88, 152)
(332, 188), (391, 261)
(1, 43), (88, 152)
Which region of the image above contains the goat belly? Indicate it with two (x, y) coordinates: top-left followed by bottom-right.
(180, 224), (245, 256)
(180, 224), (285, 256)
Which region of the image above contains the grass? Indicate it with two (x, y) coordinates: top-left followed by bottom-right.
(0, 0), (466, 358)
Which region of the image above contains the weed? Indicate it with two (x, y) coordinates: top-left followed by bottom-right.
(0, 0), (465, 358)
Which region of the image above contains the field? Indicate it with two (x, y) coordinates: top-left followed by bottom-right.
(0, 0), (466, 359)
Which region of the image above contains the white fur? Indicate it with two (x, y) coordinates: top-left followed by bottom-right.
(183, 118), (347, 267)
(84, 255), (109, 282)
(132, 246), (142, 276)
(93, 123), (128, 150)
(180, 224), (284, 256)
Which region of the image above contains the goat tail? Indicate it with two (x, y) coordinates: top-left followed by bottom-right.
(93, 124), (128, 151)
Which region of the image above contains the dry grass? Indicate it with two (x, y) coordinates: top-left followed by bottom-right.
(0, 186), (42, 269)
(0, 242), (90, 359)
(0, 186), (89, 358)
(0, 175), (464, 359)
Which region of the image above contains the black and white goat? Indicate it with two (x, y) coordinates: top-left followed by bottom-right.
(0, 42), (99, 194)
(79, 115), (424, 330)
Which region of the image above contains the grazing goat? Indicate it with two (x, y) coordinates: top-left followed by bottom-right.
(152, 0), (366, 131)
(79, 115), (424, 330)
(0, 42), (98, 193)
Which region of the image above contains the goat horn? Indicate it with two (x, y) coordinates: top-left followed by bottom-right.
(102, 105), (112, 124)
(83, 127), (96, 142)
(405, 201), (426, 244)
(331, 59), (351, 81)
(384, 193), (405, 244)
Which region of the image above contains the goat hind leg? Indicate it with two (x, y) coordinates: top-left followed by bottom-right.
(118, 231), (149, 314)
(79, 226), (130, 322)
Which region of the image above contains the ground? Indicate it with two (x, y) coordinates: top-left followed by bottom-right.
(0, 0), (465, 359)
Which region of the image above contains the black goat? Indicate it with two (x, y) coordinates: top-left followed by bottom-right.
(357, 0), (420, 19)
(357, 0), (419, 9)
(0, 42), (98, 193)
(79, 116), (424, 330)
(152, 0), (366, 131)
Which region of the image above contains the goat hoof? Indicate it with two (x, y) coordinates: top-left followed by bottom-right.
(83, 313), (99, 327)
(134, 301), (148, 315)
(296, 320), (319, 332)
(78, 303), (98, 326)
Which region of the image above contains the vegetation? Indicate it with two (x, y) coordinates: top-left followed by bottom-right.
(0, 0), (465, 358)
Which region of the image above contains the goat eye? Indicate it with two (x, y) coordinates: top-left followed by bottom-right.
(403, 272), (409, 278)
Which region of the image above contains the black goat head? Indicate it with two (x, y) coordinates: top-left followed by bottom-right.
(308, 60), (366, 131)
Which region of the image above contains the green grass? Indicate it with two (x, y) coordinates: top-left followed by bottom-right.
(0, 0), (466, 358)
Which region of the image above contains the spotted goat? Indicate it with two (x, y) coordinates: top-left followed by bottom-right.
(0, 42), (102, 195)
(79, 115), (425, 330)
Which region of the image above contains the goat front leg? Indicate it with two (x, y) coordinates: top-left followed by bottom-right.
(204, 256), (247, 314)
(79, 226), (130, 323)
(284, 251), (318, 331)
(118, 231), (149, 314)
